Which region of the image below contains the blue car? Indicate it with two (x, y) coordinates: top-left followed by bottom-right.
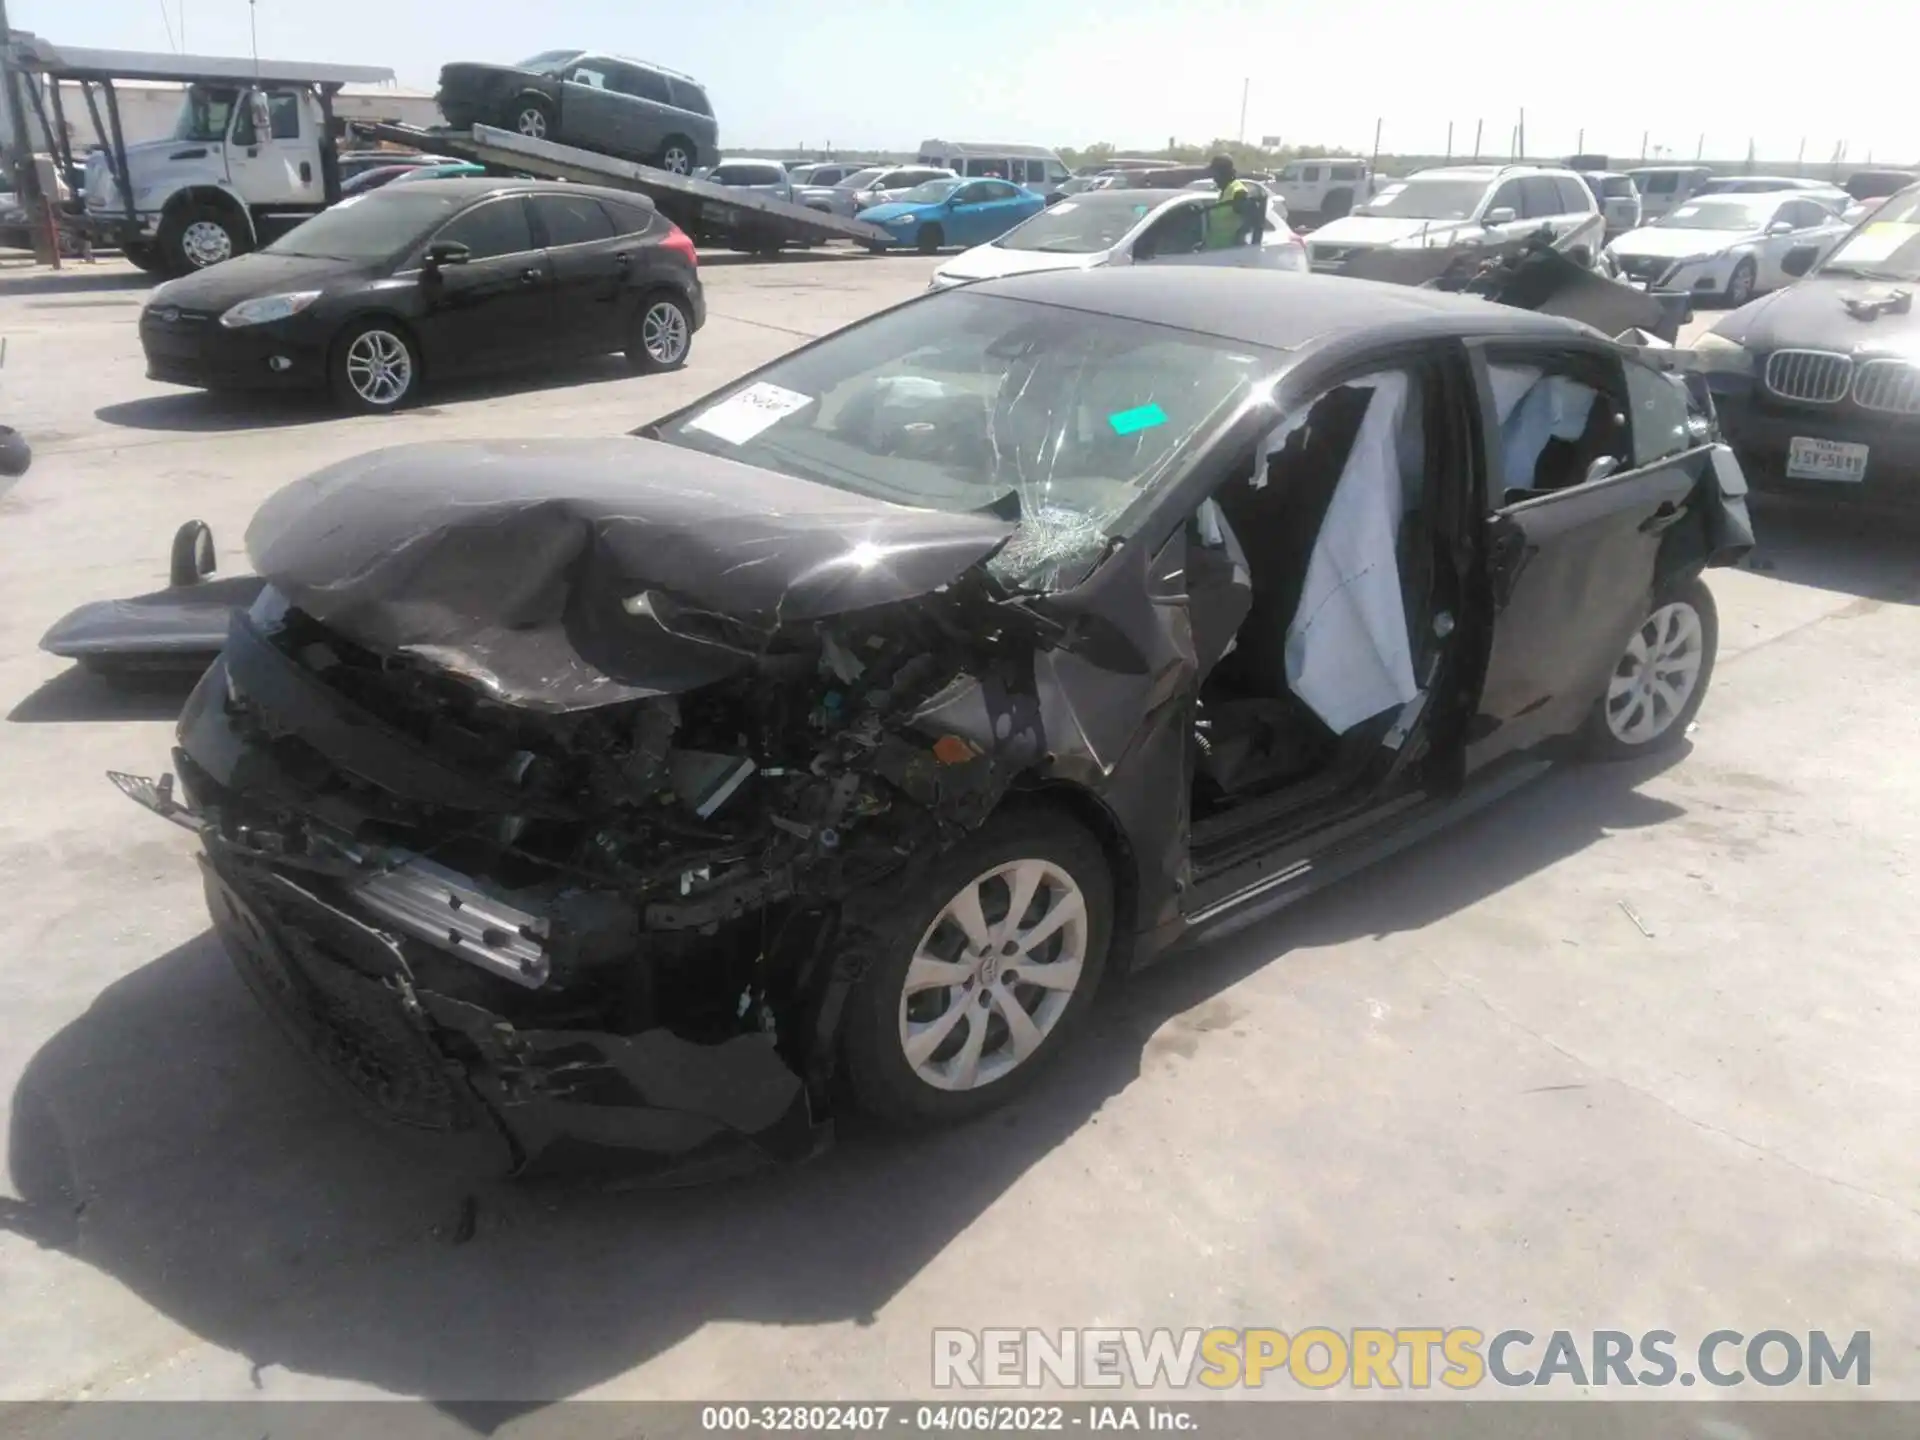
(858, 177), (1045, 254)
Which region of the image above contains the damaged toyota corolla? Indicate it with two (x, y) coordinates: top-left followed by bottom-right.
(105, 268), (1754, 1180)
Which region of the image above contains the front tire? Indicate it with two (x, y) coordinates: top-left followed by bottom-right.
(627, 292), (693, 372)
(1583, 577), (1718, 760)
(329, 319), (421, 414)
(916, 222), (945, 255)
(508, 95), (552, 140)
(842, 808), (1113, 1129)
(159, 202), (247, 274)
(655, 136), (696, 175)
(1723, 257), (1757, 308)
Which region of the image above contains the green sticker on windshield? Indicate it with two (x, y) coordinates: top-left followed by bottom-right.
(1109, 403), (1167, 436)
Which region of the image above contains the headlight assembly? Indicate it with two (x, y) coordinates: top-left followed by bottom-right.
(219, 291), (322, 328)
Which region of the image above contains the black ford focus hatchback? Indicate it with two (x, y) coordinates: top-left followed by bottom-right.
(139, 178), (704, 414)
(105, 268), (1753, 1179)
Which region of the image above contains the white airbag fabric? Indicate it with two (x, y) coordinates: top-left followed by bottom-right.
(1284, 371), (1419, 734)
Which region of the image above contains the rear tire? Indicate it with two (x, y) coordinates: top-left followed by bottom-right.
(627, 292), (693, 373)
(842, 808), (1113, 1129)
(1582, 577), (1718, 760)
(916, 222), (945, 255)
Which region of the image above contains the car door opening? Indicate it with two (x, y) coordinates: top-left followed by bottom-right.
(1188, 363), (1463, 838)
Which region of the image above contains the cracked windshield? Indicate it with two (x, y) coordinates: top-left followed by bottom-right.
(657, 291), (1272, 589)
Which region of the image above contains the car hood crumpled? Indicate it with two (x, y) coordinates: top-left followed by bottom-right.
(243, 437), (1015, 712)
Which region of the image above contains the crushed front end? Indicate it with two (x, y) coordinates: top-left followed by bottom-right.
(126, 566), (1040, 1179)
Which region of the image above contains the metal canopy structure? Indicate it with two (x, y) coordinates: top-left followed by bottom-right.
(352, 121), (893, 251)
(5, 32), (391, 245)
(6, 32), (392, 87)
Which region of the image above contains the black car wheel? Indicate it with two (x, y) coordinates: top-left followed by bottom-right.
(1584, 577), (1718, 760)
(628, 292), (692, 372)
(509, 96), (552, 140)
(656, 137), (695, 175)
(159, 203), (248, 274)
(916, 223), (945, 255)
(329, 319), (421, 414)
(1724, 257), (1757, 308)
(842, 807), (1112, 1129)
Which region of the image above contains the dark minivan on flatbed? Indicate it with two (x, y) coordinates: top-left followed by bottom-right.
(436, 49), (719, 175)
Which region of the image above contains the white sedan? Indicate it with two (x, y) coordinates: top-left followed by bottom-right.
(928, 187), (1306, 290)
(1603, 193), (1852, 306)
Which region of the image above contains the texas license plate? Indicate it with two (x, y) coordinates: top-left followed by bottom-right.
(1786, 436), (1868, 482)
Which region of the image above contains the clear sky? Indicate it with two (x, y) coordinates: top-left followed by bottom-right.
(27, 0), (1920, 164)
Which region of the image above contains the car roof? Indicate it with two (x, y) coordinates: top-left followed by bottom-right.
(368, 177), (656, 205)
(966, 267), (1589, 352)
(712, 158), (787, 168)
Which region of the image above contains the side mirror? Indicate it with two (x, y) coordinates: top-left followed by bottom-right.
(1780, 246), (1818, 279)
(247, 91), (272, 138)
(1584, 455), (1622, 484)
(1484, 207), (1517, 226)
(425, 240), (471, 269)
(1767, 220), (1795, 236)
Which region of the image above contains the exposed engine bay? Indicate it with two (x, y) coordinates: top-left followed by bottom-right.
(119, 437), (1105, 1179)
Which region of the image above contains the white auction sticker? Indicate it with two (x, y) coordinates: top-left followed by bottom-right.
(685, 382), (814, 444)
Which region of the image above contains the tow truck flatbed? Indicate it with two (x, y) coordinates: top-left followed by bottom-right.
(350, 121), (893, 251)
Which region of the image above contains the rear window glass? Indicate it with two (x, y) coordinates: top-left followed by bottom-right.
(533, 193), (616, 246)
(667, 78), (711, 115)
(1601, 176), (1635, 197)
(621, 66), (673, 103)
(1639, 172), (1679, 193)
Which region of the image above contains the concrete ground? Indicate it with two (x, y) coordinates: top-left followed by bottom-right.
(1, 252), (1916, 1406)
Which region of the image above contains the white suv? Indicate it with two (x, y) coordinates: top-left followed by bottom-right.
(1307, 163), (1606, 280)
(1273, 158), (1374, 222)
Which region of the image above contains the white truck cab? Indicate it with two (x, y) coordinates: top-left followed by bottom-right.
(21, 36), (397, 276)
(86, 83), (336, 273)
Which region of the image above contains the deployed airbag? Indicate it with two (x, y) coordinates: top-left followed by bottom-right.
(1284, 371), (1420, 734)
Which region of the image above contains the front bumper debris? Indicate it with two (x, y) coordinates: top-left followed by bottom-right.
(198, 842), (817, 1181)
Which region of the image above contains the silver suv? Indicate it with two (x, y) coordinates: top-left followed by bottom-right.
(1307, 164), (1606, 280)
(437, 50), (720, 175)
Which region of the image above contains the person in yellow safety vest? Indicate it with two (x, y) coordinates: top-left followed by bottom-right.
(1205, 154), (1256, 248)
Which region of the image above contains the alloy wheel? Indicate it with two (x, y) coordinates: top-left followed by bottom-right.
(182, 219), (233, 268)
(516, 107), (548, 139)
(897, 858), (1088, 1092)
(1726, 261), (1756, 307)
(641, 300), (689, 365)
(1606, 600), (1705, 746)
(344, 329), (413, 407)
(661, 146), (691, 175)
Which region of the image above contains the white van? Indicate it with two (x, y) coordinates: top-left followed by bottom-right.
(916, 140), (1071, 196)
(1625, 165), (1713, 222)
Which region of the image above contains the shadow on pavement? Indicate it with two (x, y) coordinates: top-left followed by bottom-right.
(94, 391), (337, 434)
(94, 358), (645, 434)
(0, 264), (156, 298)
(1741, 497), (1920, 606)
(3, 756), (1685, 1409)
(7, 665), (199, 724)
